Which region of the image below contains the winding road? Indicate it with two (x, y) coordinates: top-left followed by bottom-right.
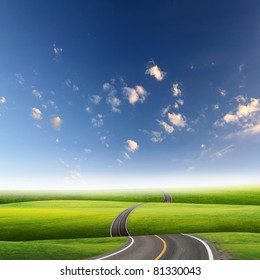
(94, 191), (217, 260)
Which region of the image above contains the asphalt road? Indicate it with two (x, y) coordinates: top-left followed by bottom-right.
(162, 191), (172, 203)
(94, 191), (217, 260)
(96, 234), (217, 260)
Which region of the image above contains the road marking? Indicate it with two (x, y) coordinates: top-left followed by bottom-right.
(95, 236), (135, 260)
(154, 235), (167, 260)
(182, 234), (214, 260)
(109, 215), (118, 237)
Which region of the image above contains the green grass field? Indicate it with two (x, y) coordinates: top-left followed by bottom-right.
(0, 186), (259, 260)
(0, 237), (126, 260)
(166, 185), (260, 205)
(0, 200), (133, 240)
(198, 232), (260, 260)
(0, 189), (164, 204)
(128, 202), (260, 235)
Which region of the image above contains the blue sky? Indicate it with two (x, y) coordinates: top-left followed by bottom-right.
(1, 0), (260, 189)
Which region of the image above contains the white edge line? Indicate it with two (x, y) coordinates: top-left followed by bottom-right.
(125, 204), (142, 236)
(182, 234), (214, 260)
(95, 236), (135, 260)
(109, 215), (118, 237)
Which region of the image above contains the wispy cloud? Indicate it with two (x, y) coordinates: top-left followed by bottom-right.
(145, 61), (166, 81)
(51, 116), (62, 129)
(161, 105), (171, 117)
(103, 82), (113, 91)
(239, 64), (245, 73)
(219, 88), (227, 97)
(107, 94), (121, 113)
(150, 131), (163, 143)
(158, 120), (174, 134)
(140, 129), (164, 143)
(91, 114), (104, 127)
(15, 73), (25, 85)
(209, 145), (234, 160)
(53, 43), (63, 56)
(65, 79), (79, 92)
(31, 107), (42, 120)
(89, 95), (102, 104)
(32, 88), (42, 100)
(123, 85), (148, 104)
(84, 148), (92, 154)
(172, 83), (182, 97)
(72, 85), (79, 92)
(213, 104), (220, 110)
(117, 159), (124, 165)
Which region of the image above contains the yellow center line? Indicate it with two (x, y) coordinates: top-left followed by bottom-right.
(154, 235), (167, 260)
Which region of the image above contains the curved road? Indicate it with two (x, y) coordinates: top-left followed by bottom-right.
(162, 191), (172, 203)
(94, 191), (217, 260)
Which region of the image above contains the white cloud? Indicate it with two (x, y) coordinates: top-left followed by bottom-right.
(117, 159), (124, 165)
(126, 139), (139, 153)
(223, 113), (239, 123)
(31, 107), (42, 120)
(219, 88), (227, 97)
(103, 82), (112, 90)
(51, 116), (62, 129)
(65, 79), (72, 88)
(200, 144), (206, 149)
(53, 44), (63, 56)
(209, 145), (234, 160)
(234, 95), (247, 103)
(15, 73), (25, 85)
(84, 148), (92, 154)
(48, 100), (59, 111)
(168, 113), (187, 127)
(91, 114), (104, 127)
(85, 106), (92, 113)
(32, 88), (42, 100)
(65, 79), (79, 92)
(222, 98), (260, 124)
(123, 152), (131, 160)
(213, 104), (220, 110)
(90, 95), (102, 104)
(239, 64), (245, 73)
(0, 96), (6, 104)
(107, 95), (121, 113)
(145, 63), (166, 81)
(72, 85), (79, 92)
(177, 99), (184, 106)
(158, 120), (174, 134)
(172, 83), (182, 97)
(150, 131), (163, 143)
(123, 85), (148, 104)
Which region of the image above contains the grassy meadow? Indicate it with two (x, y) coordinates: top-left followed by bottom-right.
(198, 232), (260, 260)
(0, 200), (133, 240)
(0, 186), (259, 260)
(127, 202), (260, 235)
(0, 237), (126, 260)
(166, 185), (260, 205)
(0, 189), (164, 204)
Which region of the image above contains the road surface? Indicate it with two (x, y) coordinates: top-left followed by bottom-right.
(162, 191), (172, 203)
(94, 191), (217, 260)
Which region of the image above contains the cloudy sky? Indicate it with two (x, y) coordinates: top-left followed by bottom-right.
(1, 0), (260, 189)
